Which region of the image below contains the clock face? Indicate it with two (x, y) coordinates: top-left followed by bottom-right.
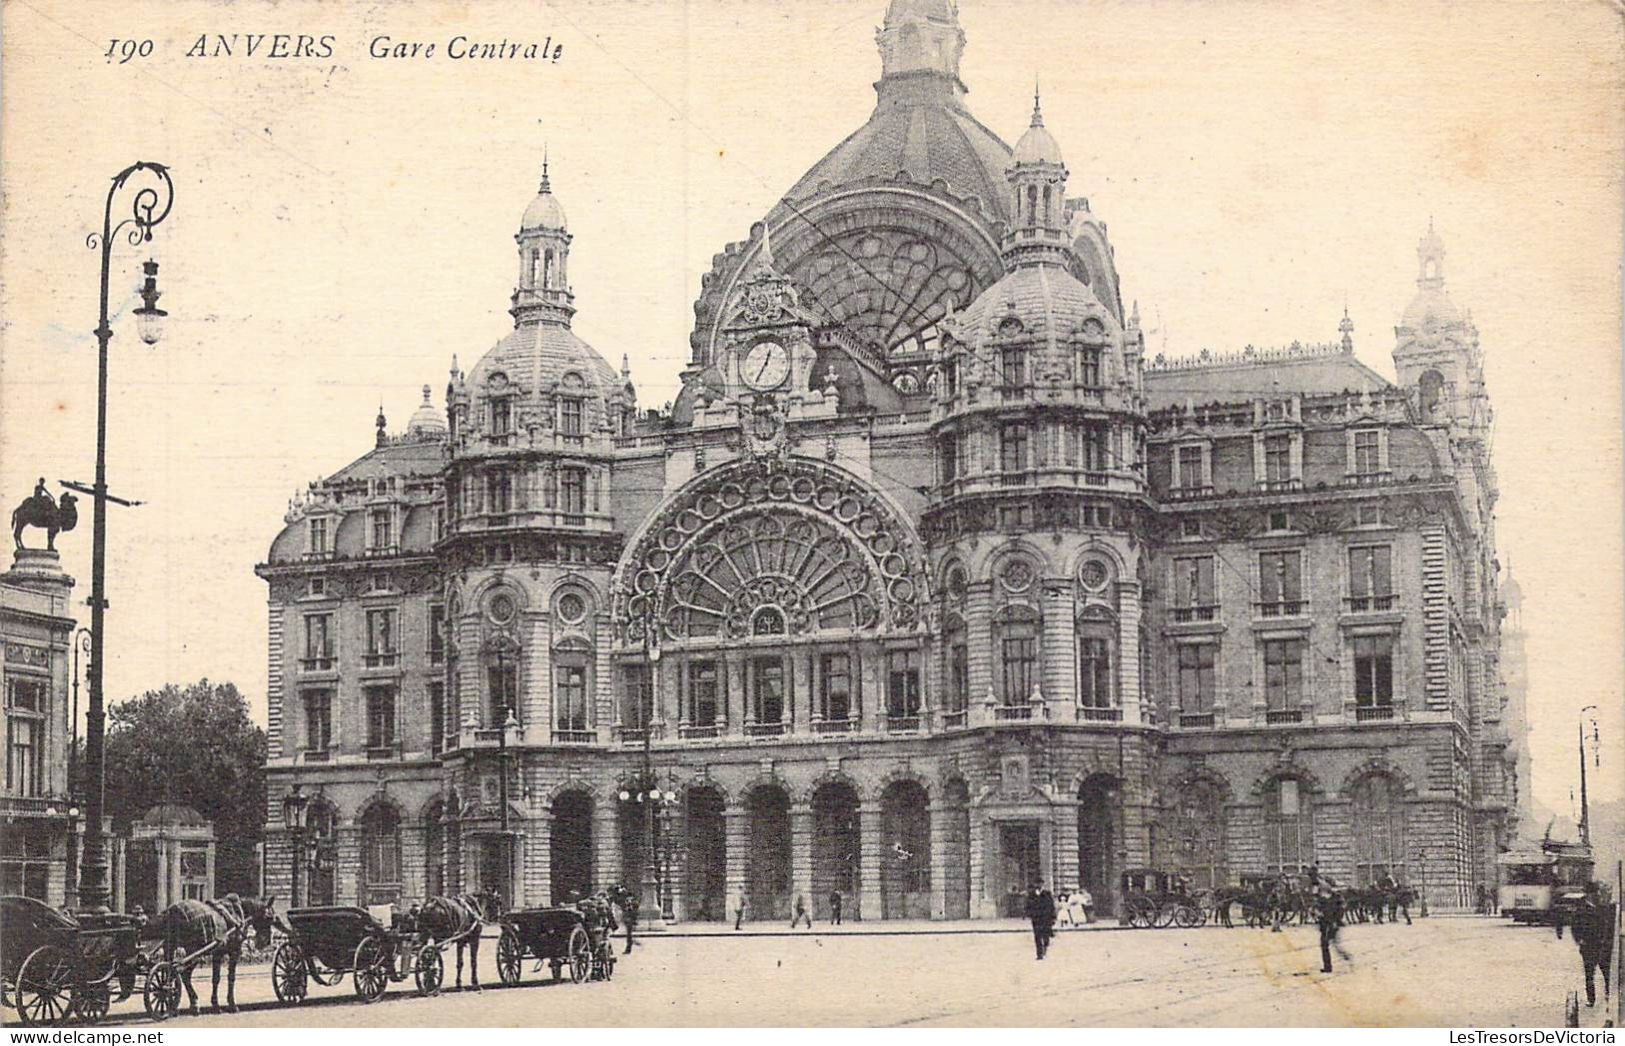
(743, 340), (791, 391)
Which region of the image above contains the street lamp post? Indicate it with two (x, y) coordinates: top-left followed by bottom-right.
(497, 704), (518, 907)
(78, 162), (175, 913)
(639, 614), (665, 929)
(1417, 849), (1430, 918)
(282, 785), (309, 909)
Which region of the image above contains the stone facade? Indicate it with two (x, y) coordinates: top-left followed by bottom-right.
(257, 0), (1518, 919)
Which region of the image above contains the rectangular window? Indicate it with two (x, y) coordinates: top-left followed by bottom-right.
(366, 609), (397, 657)
(1353, 429), (1381, 474)
(1172, 556), (1216, 620)
(428, 605), (446, 664)
(949, 641), (969, 712)
(886, 649), (921, 717)
(304, 690), (332, 752)
(490, 399), (512, 436)
(1262, 639), (1305, 711)
(556, 664), (588, 731)
(486, 471), (512, 514)
(940, 434), (958, 483)
(1258, 550), (1304, 615)
(488, 662), (517, 725)
(1177, 643), (1216, 713)
(370, 509), (393, 551)
(688, 660), (720, 725)
(1082, 426), (1108, 473)
(309, 517), (329, 554)
(6, 717), (39, 796)
(1078, 347), (1102, 387)
(1264, 435), (1292, 482)
(1001, 347), (1026, 389)
(751, 657), (785, 724)
(1354, 635), (1394, 706)
(819, 652), (852, 722)
(1001, 635), (1037, 705)
(560, 468), (586, 515)
(621, 664), (652, 729)
(1078, 637), (1112, 708)
(428, 682), (445, 753)
(1000, 423), (1029, 473)
(365, 686), (396, 749)
(1348, 546), (1395, 610)
(1176, 445), (1204, 489)
(304, 613), (333, 663)
(560, 398), (583, 437)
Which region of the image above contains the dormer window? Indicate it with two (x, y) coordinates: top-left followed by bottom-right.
(1173, 443), (1210, 493)
(370, 508), (393, 551)
(1001, 346), (1026, 390)
(559, 397), (583, 437)
(1078, 347), (1102, 387)
(490, 399), (512, 438)
(308, 517), (329, 556)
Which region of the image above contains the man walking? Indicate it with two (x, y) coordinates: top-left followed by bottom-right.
(1315, 883), (1350, 974)
(790, 894), (813, 929)
(829, 890), (843, 926)
(1574, 882), (1616, 1008)
(1025, 882), (1056, 960)
(733, 888), (749, 930)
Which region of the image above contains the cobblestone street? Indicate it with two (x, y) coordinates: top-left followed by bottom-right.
(108, 918), (1607, 1027)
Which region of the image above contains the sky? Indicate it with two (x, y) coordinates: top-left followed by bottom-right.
(1, 0), (1620, 816)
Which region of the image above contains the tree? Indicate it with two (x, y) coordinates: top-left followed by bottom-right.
(75, 679), (267, 897)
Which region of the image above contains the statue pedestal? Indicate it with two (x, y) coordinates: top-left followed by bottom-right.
(6, 547), (74, 595)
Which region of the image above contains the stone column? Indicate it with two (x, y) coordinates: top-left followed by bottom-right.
(1053, 799), (1080, 893)
(725, 656), (745, 737)
(928, 803), (950, 920)
(725, 807), (749, 921)
(1117, 581), (1144, 725)
(525, 812), (552, 907)
(790, 803), (814, 914)
(859, 802), (883, 920)
(594, 803), (620, 892)
(790, 652), (811, 734)
(1043, 581), (1076, 718)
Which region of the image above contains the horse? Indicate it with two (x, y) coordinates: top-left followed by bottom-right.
(147, 894), (284, 1014)
(419, 892), (499, 990)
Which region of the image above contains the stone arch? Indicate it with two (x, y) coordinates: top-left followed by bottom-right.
(549, 787), (595, 905)
(543, 780), (600, 805)
(357, 796), (405, 905)
(807, 769), (864, 804)
(682, 782), (728, 921)
(1075, 772), (1124, 915)
(355, 792), (405, 827)
(1338, 758), (1419, 801)
(1067, 539), (1130, 582)
(876, 767), (933, 804)
(1169, 767), (1234, 806)
(1249, 763), (1324, 800)
(744, 779), (793, 920)
(465, 573), (532, 615)
(677, 777), (731, 808)
(981, 538), (1054, 587)
(879, 776), (931, 918)
(1253, 768), (1320, 874)
(810, 776), (862, 920)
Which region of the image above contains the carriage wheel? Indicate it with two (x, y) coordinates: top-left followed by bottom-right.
(71, 982), (111, 1024)
(566, 926), (591, 984)
(413, 945), (444, 997)
(1154, 902), (1179, 929)
(1127, 900), (1154, 929)
(16, 945), (75, 1027)
(496, 931), (523, 986)
(142, 962), (181, 1022)
(271, 942), (308, 1004)
(352, 938), (390, 1003)
(1175, 904), (1203, 929)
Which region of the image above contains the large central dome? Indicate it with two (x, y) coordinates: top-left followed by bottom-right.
(784, 0), (1012, 222)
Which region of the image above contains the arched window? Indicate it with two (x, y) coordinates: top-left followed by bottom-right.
(361, 804), (402, 905)
(1419, 370), (1445, 418)
(528, 251), (541, 288)
(1026, 185), (1038, 227)
(1263, 777), (1315, 873)
(995, 605), (1040, 706)
(1042, 185), (1052, 225)
(1171, 783), (1226, 890)
(543, 250), (556, 288)
(1077, 621), (1115, 710)
(1351, 774), (1407, 884)
(943, 613), (968, 716)
(554, 638), (591, 734)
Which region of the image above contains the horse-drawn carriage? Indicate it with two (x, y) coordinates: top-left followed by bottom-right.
(0, 896), (174, 1026)
(1119, 868), (1209, 928)
(271, 906), (443, 1005)
(495, 904), (614, 986)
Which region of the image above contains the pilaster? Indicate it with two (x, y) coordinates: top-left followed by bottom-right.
(859, 801), (883, 920)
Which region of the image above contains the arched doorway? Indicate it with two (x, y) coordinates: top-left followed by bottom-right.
(305, 800), (338, 906)
(747, 784), (791, 920)
(360, 803), (403, 906)
(812, 781), (860, 921)
(684, 787), (726, 921)
(550, 791), (593, 905)
(1077, 775), (1120, 917)
(1351, 773), (1406, 884)
(880, 780), (930, 919)
(942, 778), (971, 919)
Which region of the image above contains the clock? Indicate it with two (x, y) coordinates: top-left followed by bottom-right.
(742, 340), (791, 391)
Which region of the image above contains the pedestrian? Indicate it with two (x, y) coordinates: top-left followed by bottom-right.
(1573, 882), (1616, 1008)
(1024, 882), (1056, 960)
(829, 890), (843, 926)
(1078, 887), (1095, 925)
(1315, 884), (1350, 974)
(614, 884), (639, 954)
(1270, 878), (1286, 933)
(1056, 891), (1076, 928)
(791, 894), (813, 929)
(733, 888), (749, 930)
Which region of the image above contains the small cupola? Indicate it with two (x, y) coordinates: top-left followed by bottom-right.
(512, 152), (576, 329)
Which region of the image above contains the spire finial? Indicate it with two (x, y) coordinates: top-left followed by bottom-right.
(1031, 78), (1044, 127)
(375, 402), (388, 447)
(421, 384), (432, 405)
(540, 143), (551, 193)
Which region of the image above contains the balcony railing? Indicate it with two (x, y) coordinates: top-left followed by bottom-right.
(1344, 595), (1399, 612)
(1168, 484), (1215, 500)
(1178, 713), (1216, 729)
(1254, 600), (1308, 618)
(812, 719), (854, 734)
(679, 723), (720, 739)
(1170, 605), (1219, 623)
(744, 721), (788, 737)
(615, 724), (666, 744)
(994, 704), (1034, 722)
(1355, 705), (1396, 722)
(1258, 478), (1303, 492)
(1076, 706), (1122, 723)
(302, 748), (331, 763)
(552, 728), (596, 745)
(1265, 709), (1303, 725)
(473, 726), (526, 745)
(940, 710), (968, 730)
(299, 656), (335, 672)
(884, 715), (921, 734)
(1344, 470), (1393, 486)
(366, 744), (397, 761)
(363, 652), (399, 669)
